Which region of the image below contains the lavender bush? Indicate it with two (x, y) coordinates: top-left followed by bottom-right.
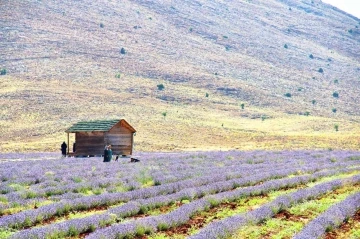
(0, 150), (358, 239)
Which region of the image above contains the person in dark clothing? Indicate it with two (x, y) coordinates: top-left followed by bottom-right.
(107, 145), (113, 162)
(61, 142), (67, 157)
(103, 145), (109, 162)
(73, 142), (76, 153)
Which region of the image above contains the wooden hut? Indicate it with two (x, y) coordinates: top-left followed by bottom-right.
(65, 119), (136, 156)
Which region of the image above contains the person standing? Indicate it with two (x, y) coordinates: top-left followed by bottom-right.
(107, 145), (113, 162)
(61, 142), (67, 157)
(103, 145), (109, 162)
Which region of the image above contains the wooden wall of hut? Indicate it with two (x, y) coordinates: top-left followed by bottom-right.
(105, 122), (133, 155)
(75, 132), (105, 155)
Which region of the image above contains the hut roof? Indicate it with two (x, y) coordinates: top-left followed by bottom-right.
(65, 119), (136, 133)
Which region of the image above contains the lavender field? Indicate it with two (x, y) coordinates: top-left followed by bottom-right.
(0, 150), (359, 239)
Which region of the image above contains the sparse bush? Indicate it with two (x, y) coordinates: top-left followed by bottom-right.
(289, 7), (292, 11)
(284, 93), (292, 97)
(240, 103), (245, 109)
(334, 124), (339, 131)
(284, 44), (288, 49)
(157, 84), (164, 90)
(312, 100), (316, 105)
(309, 54), (314, 59)
(189, 27), (193, 32)
(120, 48), (126, 54)
(318, 68), (324, 73)
(332, 108), (337, 113)
(99, 23), (104, 28)
(334, 79), (338, 84)
(225, 45), (230, 51)
(115, 73), (121, 78)
(0, 69), (7, 75)
(223, 35), (228, 39)
(304, 111), (310, 116)
(162, 112), (167, 120)
(298, 87), (303, 91)
(332, 92), (339, 98)
(205, 93), (209, 97)
(261, 115), (267, 121)
(348, 29), (353, 34)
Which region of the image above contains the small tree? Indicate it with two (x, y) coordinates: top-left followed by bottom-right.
(332, 92), (339, 98)
(120, 48), (126, 54)
(157, 84), (165, 91)
(284, 93), (292, 98)
(240, 103), (245, 109)
(318, 68), (324, 73)
(334, 124), (339, 131)
(284, 44), (288, 49)
(115, 73), (121, 78)
(332, 108), (337, 113)
(205, 93), (209, 97)
(334, 79), (338, 84)
(162, 112), (167, 120)
(100, 23), (104, 28)
(309, 54), (314, 59)
(0, 69), (6, 75)
(312, 100), (316, 105)
(304, 111), (310, 116)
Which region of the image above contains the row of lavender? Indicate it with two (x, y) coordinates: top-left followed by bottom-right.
(3, 151), (359, 238)
(1, 150), (359, 238)
(1, 153), (336, 229)
(86, 173), (360, 239)
(9, 165), (359, 239)
(0, 150), (338, 213)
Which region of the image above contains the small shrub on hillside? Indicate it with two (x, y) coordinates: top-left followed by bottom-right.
(298, 87), (303, 91)
(284, 93), (292, 97)
(115, 73), (121, 78)
(332, 92), (339, 98)
(332, 108), (337, 113)
(223, 35), (228, 39)
(309, 54), (314, 59)
(348, 29), (353, 34)
(205, 93), (209, 97)
(157, 84), (164, 90)
(189, 27), (193, 32)
(334, 124), (339, 131)
(304, 111), (310, 116)
(240, 103), (245, 109)
(162, 112), (167, 120)
(312, 100), (316, 105)
(225, 45), (230, 51)
(318, 68), (324, 73)
(120, 48), (126, 54)
(100, 23), (104, 28)
(334, 79), (338, 84)
(284, 44), (288, 49)
(0, 69), (7, 75)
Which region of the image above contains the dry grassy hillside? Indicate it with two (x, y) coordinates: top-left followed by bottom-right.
(1, 0), (360, 152)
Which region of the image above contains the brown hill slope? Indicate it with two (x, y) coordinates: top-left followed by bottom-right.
(1, 0), (360, 152)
